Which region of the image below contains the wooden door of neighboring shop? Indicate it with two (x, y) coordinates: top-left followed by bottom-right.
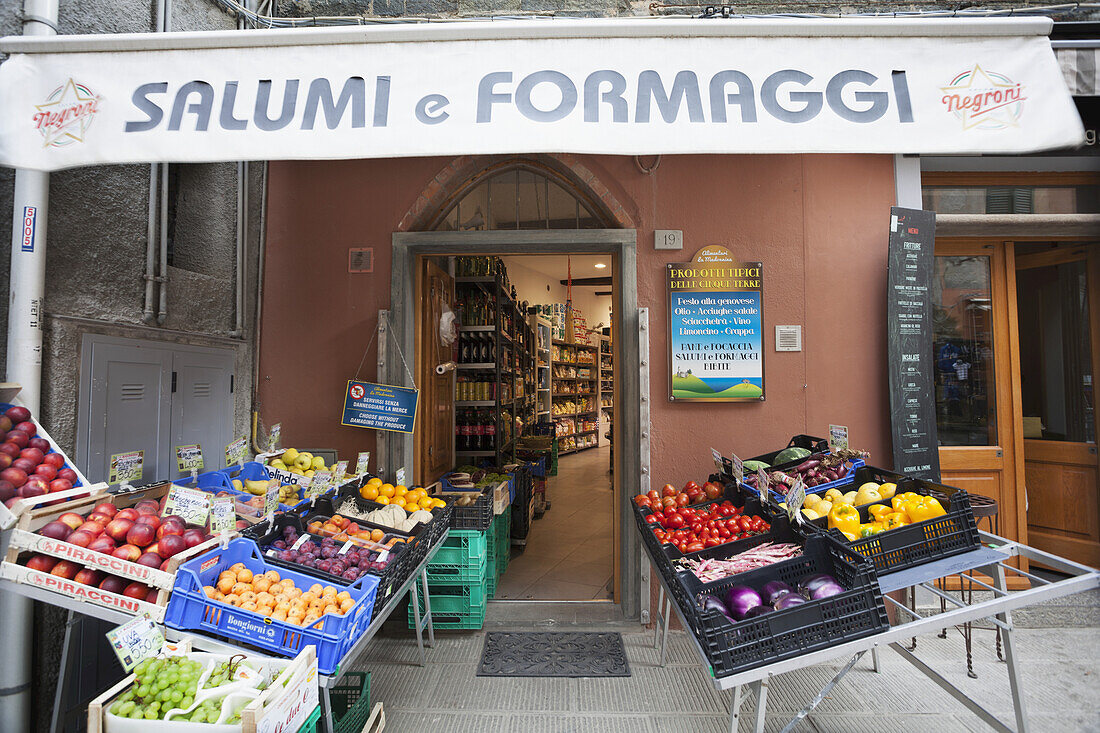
(417, 258), (456, 484)
(932, 242), (1029, 561)
(1015, 243), (1100, 568)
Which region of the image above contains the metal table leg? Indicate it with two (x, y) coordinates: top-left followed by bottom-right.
(319, 684), (334, 733)
(751, 678), (769, 733)
(410, 579), (427, 667)
(727, 685), (743, 733)
(658, 593), (672, 668)
(992, 563), (1030, 733)
(420, 568), (435, 649)
(654, 584), (665, 649)
(870, 647), (881, 673)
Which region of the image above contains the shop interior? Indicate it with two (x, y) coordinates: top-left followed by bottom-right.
(428, 253), (617, 601)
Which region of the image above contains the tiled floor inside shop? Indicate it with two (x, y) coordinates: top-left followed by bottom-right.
(495, 444), (614, 601)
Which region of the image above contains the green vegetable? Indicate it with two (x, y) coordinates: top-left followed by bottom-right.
(742, 460), (770, 472)
(774, 447), (812, 464)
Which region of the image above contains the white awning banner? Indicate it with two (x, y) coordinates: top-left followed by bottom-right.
(0, 19), (1085, 170)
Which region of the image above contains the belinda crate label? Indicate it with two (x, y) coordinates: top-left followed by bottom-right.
(667, 245), (763, 402)
(341, 380), (419, 434)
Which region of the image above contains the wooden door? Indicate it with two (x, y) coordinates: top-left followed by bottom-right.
(933, 242), (1029, 557)
(417, 258), (456, 484)
(1015, 243), (1100, 567)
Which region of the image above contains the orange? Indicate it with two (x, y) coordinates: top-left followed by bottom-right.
(264, 570), (280, 582)
(418, 497), (435, 510)
(216, 578), (235, 595)
(392, 497), (406, 509)
(360, 485), (379, 501)
(236, 568), (254, 583)
(378, 483), (395, 498)
(370, 529), (384, 542)
(394, 485), (408, 498)
(252, 577), (272, 593)
(366, 477), (382, 487)
(272, 609), (288, 622)
(375, 496), (390, 505)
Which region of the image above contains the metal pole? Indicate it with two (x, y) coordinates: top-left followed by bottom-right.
(4, 0), (57, 727)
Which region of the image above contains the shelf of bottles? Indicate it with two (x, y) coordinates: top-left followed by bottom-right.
(550, 338), (599, 454)
(453, 256), (537, 464)
(599, 334), (613, 447)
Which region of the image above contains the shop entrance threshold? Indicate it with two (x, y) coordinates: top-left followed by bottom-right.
(484, 599), (641, 630)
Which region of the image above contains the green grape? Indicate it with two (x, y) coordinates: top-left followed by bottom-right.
(129, 709), (144, 720)
(136, 684), (150, 698)
(149, 701), (160, 711)
(144, 710), (158, 720)
(156, 678), (169, 691)
(167, 672), (179, 684)
(109, 701), (122, 715)
(118, 701), (135, 716)
(190, 709), (207, 723)
(169, 689), (182, 703)
(180, 696), (193, 709)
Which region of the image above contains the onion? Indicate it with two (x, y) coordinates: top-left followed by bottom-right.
(723, 585), (763, 620)
(809, 581), (845, 600)
(798, 573), (838, 597)
(774, 593), (807, 610)
(761, 580), (794, 606)
(744, 605), (773, 618)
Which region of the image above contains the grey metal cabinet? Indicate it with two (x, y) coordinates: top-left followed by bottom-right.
(77, 335), (235, 484)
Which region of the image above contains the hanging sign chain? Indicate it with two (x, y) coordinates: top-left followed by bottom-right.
(352, 312), (417, 389)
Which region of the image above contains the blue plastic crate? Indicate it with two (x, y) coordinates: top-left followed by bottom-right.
(165, 538), (378, 675)
(180, 465), (307, 513)
(764, 458), (868, 506)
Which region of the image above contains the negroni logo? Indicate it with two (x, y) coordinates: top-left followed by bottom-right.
(940, 65), (1025, 130)
(33, 79), (101, 148)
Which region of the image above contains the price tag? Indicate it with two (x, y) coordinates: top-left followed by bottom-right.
(395, 467), (406, 486)
(225, 435), (249, 467)
(163, 485), (211, 526)
(268, 423), (281, 452)
(333, 460), (349, 483)
(355, 451), (370, 476)
(338, 541), (353, 555)
(377, 548), (390, 564)
(264, 483), (279, 518)
(787, 478), (806, 524)
(291, 534), (310, 551)
(756, 467), (769, 493)
(175, 444), (203, 473)
(731, 454), (744, 484)
(828, 424), (849, 453)
(211, 497), (235, 537)
(108, 451), (144, 485)
(710, 448), (724, 475)
(106, 614), (164, 672)
(310, 471), (333, 499)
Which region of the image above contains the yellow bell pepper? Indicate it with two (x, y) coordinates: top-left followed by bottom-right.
(908, 496), (947, 522)
(883, 512), (912, 530)
(891, 492), (920, 512)
(868, 504), (893, 520)
(840, 531), (858, 542)
(828, 503), (860, 534)
(859, 522), (885, 538)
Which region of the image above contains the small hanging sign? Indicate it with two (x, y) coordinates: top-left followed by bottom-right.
(225, 435), (249, 467)
(355, 451), (371, 476)
(175, 444), (203, 473)
(163, 485), (211, 526)
(268, 423), (282, 452)
(341, 381), (419, 434)
(108, 451), (144, 485)
(828, 424), (849, 453)
(106, 613), (164, 673)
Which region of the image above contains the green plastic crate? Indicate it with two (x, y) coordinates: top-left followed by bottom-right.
(297, 705), (322, 733)
(407, 583), (488, 630)
(495, 511), (511, 575)
(549, 437), (559, 476)
(427, 529), (489, 568)
(330, 672), (371, 733)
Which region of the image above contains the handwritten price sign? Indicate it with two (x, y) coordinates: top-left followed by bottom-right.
(355, 451), (370, 476)
(175, 444), (203, 473)
(225, 436), (248, 467)
(163, 486), (211, 526)
(108, 451), (144, 485)
(106, 614), (164, 672)
(211, 497), (235, 535)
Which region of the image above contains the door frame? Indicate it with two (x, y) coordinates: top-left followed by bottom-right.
(387, 230), (641, 618)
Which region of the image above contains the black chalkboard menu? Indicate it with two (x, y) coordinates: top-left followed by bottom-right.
(887, 207), (941, 482)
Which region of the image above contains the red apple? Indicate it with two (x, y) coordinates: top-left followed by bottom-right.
(20, 485), (46, 500)
(112, 545), (142, 562)
(27, 437), (49, 453)
(43, 453), (65, 469)
(181, 529), (206, 548)
(4, 497), (18, 508)
(1, 467), (27, 488)
(122, 582), (151, 600)
(25, 554), (58, 573)
(93, 503), (118, 518)
(48, 478), (73, 494)
(126, 523), (155, 548)
(23, 475), (48, 493)
(78, 520), (106, 536)
(11, 418), (35, 435)
(57, 468), (78, 483)
(0, 480), (15, 503)
(38, 521), (72, 541)
(57, 512), (85, 531)
(99, 575), (127, 594)
(136, 514), (161, 530)
(0, 454), (11, 471)
(105, 518), (135, 543)
(19, 447), (44, 465)
(34, 464), (57, 482)
(50, 560), (80, 579)
(115, 508), (139, 522)
(74, 567), (102, 586)
(157, 534), (187, 559)
(88, 536), (117, 554)
(146, 587), (160, 602)
(5, 431), (29, 449)
(11, 459), (35, 473)
(135, 552), (162, 568)
(67, 530), (97, 548)
(0, 443), (20, 458)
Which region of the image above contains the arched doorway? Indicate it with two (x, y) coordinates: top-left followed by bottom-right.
(384, 156), (643, 621)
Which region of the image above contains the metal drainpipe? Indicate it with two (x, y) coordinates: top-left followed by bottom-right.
(4, 2), (57, 730)
(142, 164), (158, 324)
(251, 162), (268, 396)
(229, 160), (245, 338)
(156, 161), (168, 324)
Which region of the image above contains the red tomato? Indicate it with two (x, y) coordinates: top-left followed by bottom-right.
(704, 482), (723, 500)
(666, 514), (685, 529)
(662, 496), (677, 510)
(718, 526), (731, 538)
(648, 490), (660, 503)
(684, 481), (701, 493)
(703, 537), (720, 548)
(738, 516), (753, 531)
(661, 484), (678, 497)
(645, 514), (660, 524)
(685, 541), (704, 553)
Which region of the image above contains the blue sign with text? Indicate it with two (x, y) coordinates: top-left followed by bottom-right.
(341, 380), (419, 434)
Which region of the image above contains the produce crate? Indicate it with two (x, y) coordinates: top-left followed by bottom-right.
(330, 671), (372, 733)
(494, 510), (511, 576)
(1, 481), (228, 622)
(746, 435), (830, 467)
(424, 529), (488, 584)
(677, 534), (888, 678)
(738, 456), (867, 506)
(428, 484), (493, 532)
(297, 705), (322, 733)
(165, 539), (379, 675)
(407, 581), (487, 629)
(803, 466), (980, 576)
(492, 480), (510, 516)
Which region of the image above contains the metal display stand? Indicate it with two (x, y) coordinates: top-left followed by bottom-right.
(649, 530), (1100, 733)
(0, 526), (448, 733)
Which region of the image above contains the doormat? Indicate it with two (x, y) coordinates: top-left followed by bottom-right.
(476, 632), (631, 678)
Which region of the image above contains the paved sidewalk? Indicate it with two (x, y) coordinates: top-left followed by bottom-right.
(351, 624), (1100, 732)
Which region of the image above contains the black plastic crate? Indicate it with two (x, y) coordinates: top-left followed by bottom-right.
(432, 485), (493, 531)
(511, 494), (535, 540)
(746, 435), (830, 467)
(802, 466), (980, 576)
(677, 533), (889, 678)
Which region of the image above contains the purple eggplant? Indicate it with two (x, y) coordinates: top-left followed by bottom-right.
(761, 580), (795, 606)
(744, 605), (774, 618)
(724, 586), (764, 620)
(774, 593), (807, 610)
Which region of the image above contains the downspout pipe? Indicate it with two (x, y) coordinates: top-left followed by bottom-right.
(156, 160), (168, 325)
(5, 3), (56, 731)
(143, 0), (166, 324)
